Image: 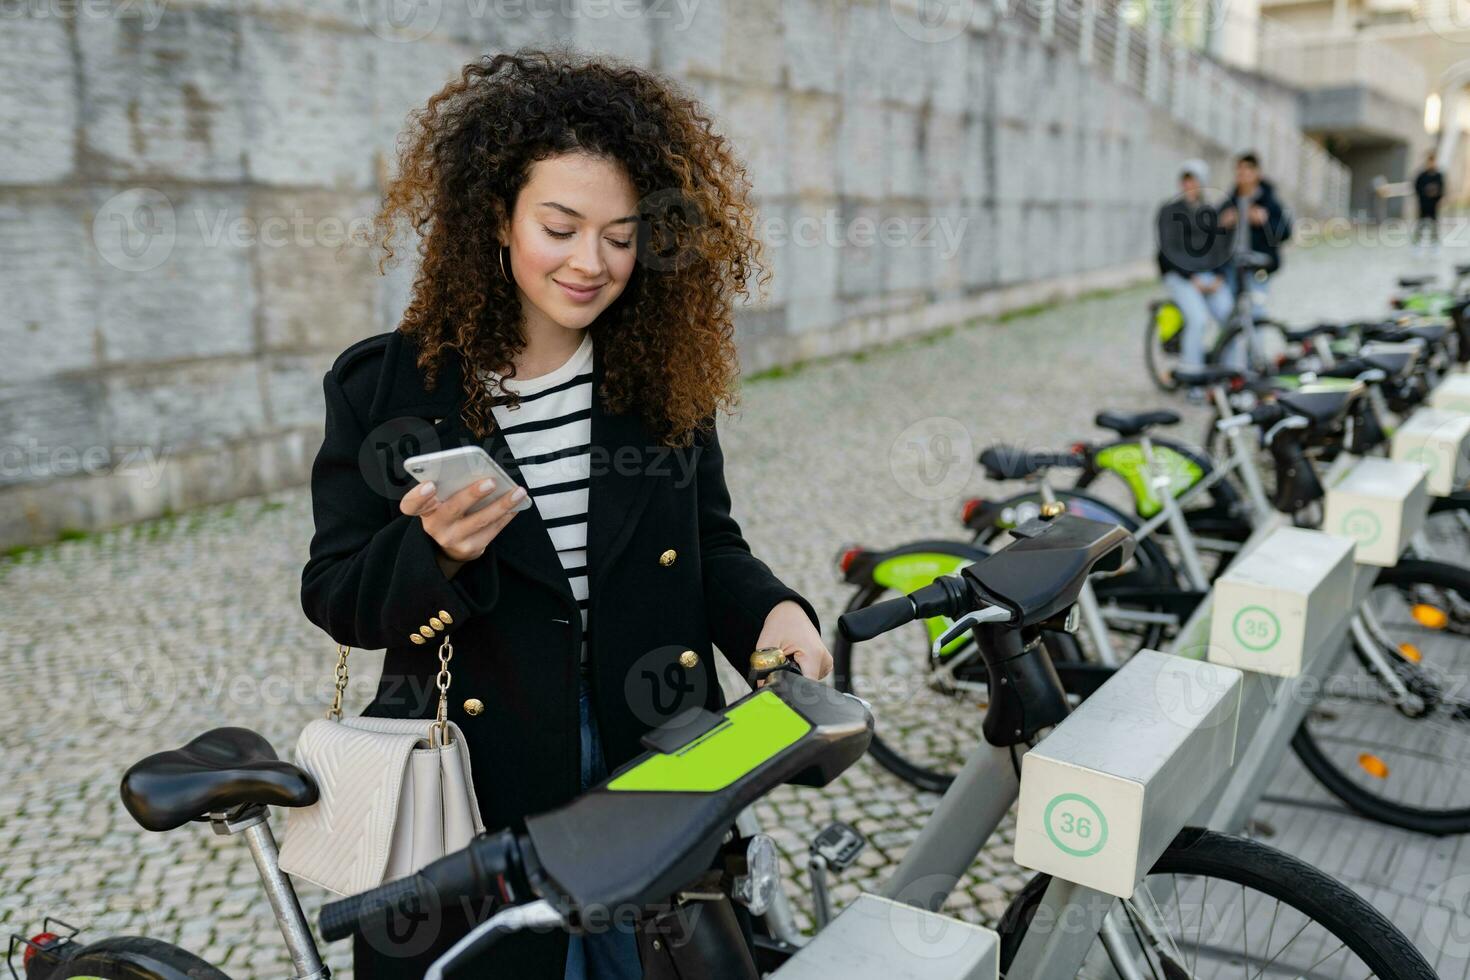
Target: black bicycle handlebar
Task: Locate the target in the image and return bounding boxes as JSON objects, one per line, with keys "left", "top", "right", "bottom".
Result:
{"left": 320, "top": 829, "right": 527, "bottom": 943}
{"left": 837, "top": 576, "right": 972, "bottom": 643}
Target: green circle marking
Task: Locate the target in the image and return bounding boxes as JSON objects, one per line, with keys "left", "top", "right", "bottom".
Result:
{"left": 1043, "top": 793, "right": 1109, "bottom": 858}
{"left": 1232, "top": 605, "right": 1281, "bottom": 651}
{"left": 1339, "top": 507, "right": 1382, "bottom": 546}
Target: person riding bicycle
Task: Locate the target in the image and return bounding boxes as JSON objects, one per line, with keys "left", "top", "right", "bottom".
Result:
{"left": 1217, "top": 151, "right": 1293, "bottom": 318}
{"left": 1156, "top": 158, "right": 1233, "bottom": 401}
{"left": 299, "top": 47, "right": 831, "bottom": 980}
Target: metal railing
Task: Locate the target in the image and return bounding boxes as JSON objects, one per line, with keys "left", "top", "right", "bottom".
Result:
{"left": 984, "top": 0, "right": 1352, "bottom": 216}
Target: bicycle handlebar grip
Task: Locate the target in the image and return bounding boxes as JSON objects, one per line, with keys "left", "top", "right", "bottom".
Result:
{"left": 320, "top": 873, "right": 428, "bottom": 942}
{"left": 838, "top": 576, "right": 966, "bottom": 643}
{"left": 838, "top": 595, "right": 916, "bottom": 643}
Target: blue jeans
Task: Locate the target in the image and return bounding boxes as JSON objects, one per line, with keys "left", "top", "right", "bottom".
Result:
{"left": 1162, "top": 271, "right": 1233, "bottom": 371}
{"left": 564, "top": 679, "right": 643, "bottom": 980}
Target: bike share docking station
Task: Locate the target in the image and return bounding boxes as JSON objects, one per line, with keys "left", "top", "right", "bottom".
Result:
{"left": 1014, "top": 650, "right": 1242, "bottom": 899}
{"left": 1206, "top": 526, "right": 1356, "bottom": 678}
{"left": 1323, "top": 457, "right": 1431, "bottom": 568}
{"left": 1001, "top": 518, "right": 1373, "bottom": 977}
{"left": 1429, "top": 372, "right": 1470, "bottom": 414}
{"left": 1392, "top": 407, "right": 1470, "bottom": 496}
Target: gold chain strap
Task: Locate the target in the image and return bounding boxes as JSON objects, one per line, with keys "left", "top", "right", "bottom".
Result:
{"left": 432, "top": 635, "right": 454, "bottom": 747}
{"left": 327, "top": 644, "right": 350, "bottom": 721}
{"left": 324, "top": 636, "right": 454, "bottom": 748}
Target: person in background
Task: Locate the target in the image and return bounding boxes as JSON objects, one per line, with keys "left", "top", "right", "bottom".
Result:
{"left": 1217, "top": 151, "right": 1292, "bottom": 318}
{"left": 1414, "top": 150, "right": 1445, "bottom": 252}
{"left": 1156, "top": 158, "right": 1233, "bottom": 402}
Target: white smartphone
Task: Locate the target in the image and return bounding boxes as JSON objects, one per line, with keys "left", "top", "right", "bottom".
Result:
{"left": 402, "top": 445, "right": 533, "bottom": 515}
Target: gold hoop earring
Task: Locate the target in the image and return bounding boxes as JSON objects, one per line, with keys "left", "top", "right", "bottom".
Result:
{"left": 498, "top": 245, "right": 511, "bottom": 284}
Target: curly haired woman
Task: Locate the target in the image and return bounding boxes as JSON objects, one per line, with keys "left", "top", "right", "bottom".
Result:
{"left": 299, "top": 46, "right": 831, "bottom": 979}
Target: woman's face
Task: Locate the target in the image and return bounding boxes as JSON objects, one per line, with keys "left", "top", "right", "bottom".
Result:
{"left": 500, "top": 152, "right": 641, "bottom": 337}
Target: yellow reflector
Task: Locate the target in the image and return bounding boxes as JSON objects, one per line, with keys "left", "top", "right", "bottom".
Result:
{"left": 1412, "top": 604, "right": 1449, "bottom": 629}
{"left": 1358, "top": 754, "right": 1390, "bottom": 779}
{"left": 1398, "top": 642, "right": 1423, "bottom": 663}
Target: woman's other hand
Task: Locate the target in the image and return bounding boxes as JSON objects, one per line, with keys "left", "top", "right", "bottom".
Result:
{"left": 401, "top": 478, "right": 526, "bottom": 566}
{"left": 755, "top": 600, "right": 833, "bottom": 685}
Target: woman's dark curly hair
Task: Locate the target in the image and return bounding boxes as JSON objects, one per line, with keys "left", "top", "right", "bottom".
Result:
{"left": 371, "top": 45, "right": 770, "bottom": 447}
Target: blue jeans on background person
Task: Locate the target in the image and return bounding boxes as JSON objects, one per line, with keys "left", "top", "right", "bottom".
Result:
{"left": 1162, "top": 270, "right": 1233, "bottom": 370}
{"left": 564, "top": 679, "right": 644, "bottom": 980}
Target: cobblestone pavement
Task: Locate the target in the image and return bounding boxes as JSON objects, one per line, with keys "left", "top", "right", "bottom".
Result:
{"left": 2, "top": 235, "right": 1462, "bottom": 977}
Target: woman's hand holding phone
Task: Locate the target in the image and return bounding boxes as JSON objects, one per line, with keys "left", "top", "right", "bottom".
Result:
{"left": 400, "top": 477, "right": 528, "bottom": 565}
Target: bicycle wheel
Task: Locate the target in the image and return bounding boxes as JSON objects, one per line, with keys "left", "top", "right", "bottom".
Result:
{"left": 998, "top": 827, "right": 1436, "bottom": 979}
{"left": 1145, "top": 301, "right": 1184, "bottom": 392}
{"left": 1293, "top": 559, "right": 1470, "bottom": 835}
{"left": 1406, "top": 494, "right": 1470, "bottom": 565}
{"left": 37, "top": 936, "right": 231, "bottom": 979}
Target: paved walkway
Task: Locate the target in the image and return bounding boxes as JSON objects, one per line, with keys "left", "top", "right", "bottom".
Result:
{"left": 2, "top": 233, "right": 1465, "bottom": 977}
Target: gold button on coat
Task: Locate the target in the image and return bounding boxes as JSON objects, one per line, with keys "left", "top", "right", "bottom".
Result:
{"left": 429, "top": 616, "right": 445, "bottom": 631}
{"left": 438, "top": 609, "right": 454, "bottom": 625}
{"left": 679, "top": 650, "right": 699, "bottom": 669}
{"left": 409, "top": 634, "right": 426, "bottom": 645}
{"left": 418, "top": 625, "right": 435, "bottom": 639}
{"left": 463, "top": 698, "right": 484, "bottom": 716}
{"left": 659, "top": 549, "right": 677, "bottom": 566}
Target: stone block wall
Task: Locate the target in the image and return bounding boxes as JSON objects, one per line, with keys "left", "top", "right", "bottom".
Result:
{"left": 0, "top": 0, "right": 1278, "bottom": 546}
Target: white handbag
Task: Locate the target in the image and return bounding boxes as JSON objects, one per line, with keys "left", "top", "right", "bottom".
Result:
{"left": 277, "top": 636, "right": 485, "bottom": 897}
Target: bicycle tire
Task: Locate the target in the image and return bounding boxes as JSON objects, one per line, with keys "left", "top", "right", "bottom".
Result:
{"left": 997, "top": 827, "right": 1436, "bottom": 979}
{"left": 35, "top": 935, "right": 231, "bottom": 980}
{"left": 1291, "top": 559, "right": 1470, "bottom": 835}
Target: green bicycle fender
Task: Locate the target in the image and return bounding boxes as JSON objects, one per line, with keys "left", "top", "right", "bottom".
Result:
{"left": 871, "top": 551, "right": 977, "bottom": 655}
{"left": 607, "top": 690, "right": 811, "bottom": 792}
{"left": 1094, "top": 443, "right": 1204, "bottom": 518}
{"left": 1155, "top": 302, "right": 1184, "bottom": 342}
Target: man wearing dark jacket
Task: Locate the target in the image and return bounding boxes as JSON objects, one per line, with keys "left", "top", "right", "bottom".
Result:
{"left": 1218, "top": 152, "right": 1293, "bottom": 317}
{"left": 1414, "top": 151, "right": 1445, "bottom": 249}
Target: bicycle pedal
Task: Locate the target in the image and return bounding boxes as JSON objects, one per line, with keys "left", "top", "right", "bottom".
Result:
{"left": 810, "top": 821, "right": 865, "bottom": 871}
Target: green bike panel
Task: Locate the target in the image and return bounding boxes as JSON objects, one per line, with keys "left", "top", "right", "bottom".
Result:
{"left": 1405, "top": 293, "right": 1452, "bottom": 316}
{"left": 606, "top": 690, "right": 811, "bottom": 793}
{"left": 1094, "top": 443, "right": 1204, "bottom": 518}
{"left": 1155, "top": 302, "right": 1184, "bottom": 342}
{"left": 871, "top": 551, "right": 977, "bottom": 656}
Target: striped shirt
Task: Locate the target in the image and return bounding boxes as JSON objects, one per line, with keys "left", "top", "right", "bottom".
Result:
{"left": 483, "top": 333, "right": 594, "bottom": 664}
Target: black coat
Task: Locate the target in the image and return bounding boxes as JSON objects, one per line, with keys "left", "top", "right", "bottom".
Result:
{"left": 299, "top": 329, "right": 819, "bottom": 978}
{"left": 1216, "top": 179, "right": 1293, "bottom": 274}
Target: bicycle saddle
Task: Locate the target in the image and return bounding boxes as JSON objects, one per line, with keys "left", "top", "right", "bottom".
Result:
{"left": 1094, "top": 409, "right": 1180, "bottom": 437}
{"left": 1398, "top": 275, "right": 1434, "bottom": 289}
{"left": 120, "top": 727, "right": 318, "bottom": 832}
{"left": 1282, "top": 322, "right": 1347, "bottom": 344}
{"left": 1275, "top": 384, "right": 1361, "bottom": 430}
{"left": 1172, "top": 366, "right": 1242, "bottom": 387}
{"left": 977, "top": 445, "right": 1083, "bottom": 481}
{"left": 1401, "top": 323, "right": 1449, "bottom": 345}
{"left": 963, "top": 513, "right": 1135, "bottom": 628}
